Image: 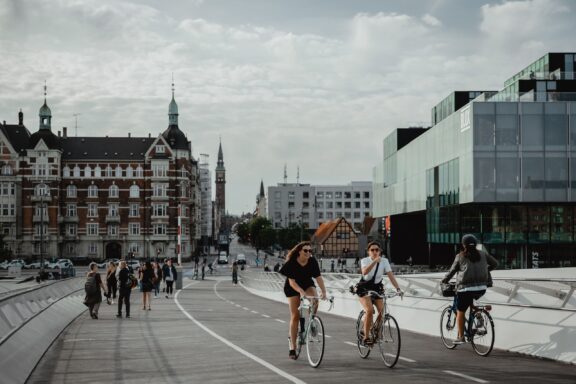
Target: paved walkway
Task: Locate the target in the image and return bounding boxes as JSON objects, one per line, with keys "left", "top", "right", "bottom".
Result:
{"left": 28, "top": 276, "right": 576, "bottom": 383}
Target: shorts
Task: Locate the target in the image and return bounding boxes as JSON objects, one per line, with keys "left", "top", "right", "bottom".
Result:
{"left": 284, "top": 282, "right": 315, "bottom": 298}
{"left": 455, "top": 290, "right": 486, "bottom": 312}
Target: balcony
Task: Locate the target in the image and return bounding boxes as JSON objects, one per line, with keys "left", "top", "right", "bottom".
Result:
{"left": 63, "top": 234, "right": 79, "bottom": 241}
{"left": 150, "top": 234, "right": 170, "bottom": 242}
{"left": 105, "top": 215, "right": 121, "bottom": 223}
{"left": 151, "top": 215, "right": 169, "bottom": 223}
{"left": 62, "top": 215, "right": 79, "bottom": 223}
{"left": 32, "top": 215, "right": 49, "bottom": 223}
{"left": 30, "top": 195, "right": 51, "bottom": 202}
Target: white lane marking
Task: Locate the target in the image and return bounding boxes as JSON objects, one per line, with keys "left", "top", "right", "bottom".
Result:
{"left": 344, "top": 341, "right": 356, "bottom": 346}
{"left": 275, "top": 319, "right": 286, "bottom": 324}
{"left": 242, "top": 307, "right": 250, "bottom": 311}
{"left": 444, "top": 370, "right": 489, "bottom": 383}
{"left": 251, "top": 310, "right": 259, "bottom": 314}
{"left": 323, "top": 334, "right": 332, "bottom": 338}
{"left": 176, "top": 282, "right": 306, "bottom": 384}
{"left": 235, "top": 304, "right": 241, "bottom": 308}
{"left": 261, "top": 314, "right": 271, "bottom": 318}
{"left": 398, "top": 356, "right": 416, "bottom": 363}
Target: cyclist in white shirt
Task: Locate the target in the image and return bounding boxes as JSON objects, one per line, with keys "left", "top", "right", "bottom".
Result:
{"left": 357, "top": 241, "right": 402, "bottom": 345}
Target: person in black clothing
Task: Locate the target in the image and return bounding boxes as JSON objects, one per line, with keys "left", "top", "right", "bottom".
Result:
{"left": 140, "top": 261, "right": 154, "bottom": 310}
{"left": 116, "top": 260, "right": 131, "bottom": 318}
{"left": 85, "top": 262, "right": 107, "bottom": 319}
{"left": 279, "top": 241, "right": 327, "bottom": 360}
{"left": 162, "top": 258, "right": 177, "bottom": 298}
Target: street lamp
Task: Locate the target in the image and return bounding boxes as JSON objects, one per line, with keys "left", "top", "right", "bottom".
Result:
{"left": 37, "top": 184, "right": 50, "bottom": 276}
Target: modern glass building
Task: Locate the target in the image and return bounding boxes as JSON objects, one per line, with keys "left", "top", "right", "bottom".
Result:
{"left": 373, "top": 52, "right": 576, "bottom": 269}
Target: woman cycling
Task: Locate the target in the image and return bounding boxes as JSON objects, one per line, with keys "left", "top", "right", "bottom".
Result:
{"left": 279, "top": 241, "right": 327, "bottom": 360}
{"left": 357, "top": 240, "right": 402, "bottom": 345}
{"left": 442, "top": 234, "right": 498, "bottom": 344}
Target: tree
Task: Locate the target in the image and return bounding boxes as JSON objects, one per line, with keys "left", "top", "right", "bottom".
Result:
{"left": 236, "top": 222, "right": 250, "bottom": 243}
{"left": 250, "top": 217, "right": 273, "bottom": 248}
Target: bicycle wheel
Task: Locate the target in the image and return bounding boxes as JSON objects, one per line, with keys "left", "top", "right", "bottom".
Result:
{"left": 378, "top": 314, "right": 401, "bottom": 368}
{"left": 306, "top": 315, "right": 325, "bottom": 368}
{"left": 440, "top": 306, "right": 458, "bottom": 349}
{"left": 470, "top": 309, "right": 495, "bottom": 357}
{"left": 356, "top": 310, "right": 371, "bottom": 358}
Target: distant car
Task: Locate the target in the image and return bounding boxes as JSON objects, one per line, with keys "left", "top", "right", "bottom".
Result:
{"left": 217, "top": 253, "right": 228, "bottom": 264}
{"left": 0, "top": 261, "right": 8, "bottom": 270}
{"left": 236, "top": 254, "right": 246, "bottom": 265}
{"left": 27, "top": 260, "right": 50, "bottom": 269}
{"left": 6, "top": 259, "right": 26, "bottom": 269}
{"left": 97, "top": 259, "right": 118, "bottom": 269}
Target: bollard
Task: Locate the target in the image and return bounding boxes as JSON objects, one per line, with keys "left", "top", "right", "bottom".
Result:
{"left": 175, "top": 265, "right": 183, "bottom": 290}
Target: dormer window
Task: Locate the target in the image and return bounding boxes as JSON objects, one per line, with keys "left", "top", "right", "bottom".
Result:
{"left": 156, "top": 145, "right": 165, "bottom": 153}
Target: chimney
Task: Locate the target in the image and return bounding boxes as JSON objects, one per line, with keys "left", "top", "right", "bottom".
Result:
{"left": 148, "top": 133, "right": 151, "bottom": 138}
{"left": 2, "top": 120, "right": 5, "bottom": 125}
{"left": 18, "top": 109, "right": 23, "bottom": 125}
{"left": 63, "top": 127, "right": 67, "bottom": 138}
{"left": 58, "top": 130, "right": 61, "bottom": 137}
{"left": 128, "top": 132, "right": 131, "bottom": 138}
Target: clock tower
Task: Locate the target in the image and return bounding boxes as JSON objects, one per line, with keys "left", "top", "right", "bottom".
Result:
{"left": 215, "top": 139, "right": 226, "bottom": 225}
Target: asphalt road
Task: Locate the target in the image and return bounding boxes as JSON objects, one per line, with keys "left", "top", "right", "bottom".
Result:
{"left": 27, "top": 273, "right": 576, "bottom": 384}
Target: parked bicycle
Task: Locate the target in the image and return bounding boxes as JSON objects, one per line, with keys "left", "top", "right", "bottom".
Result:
{"left": 440, "top": 282, "right": 495, "bottom": 356}
{"left": 291, "top": 295, "right": 334, "bottom": 368}
{"left": 355, "top": 290, "right": 402, "bottom": 368}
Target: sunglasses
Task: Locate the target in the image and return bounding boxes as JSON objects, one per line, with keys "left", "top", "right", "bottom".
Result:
{"left": 369, "top": 248, "right": 380, "bottom": 252}
{"left": 302, "top": 249, "right": 312, "bottom": 253}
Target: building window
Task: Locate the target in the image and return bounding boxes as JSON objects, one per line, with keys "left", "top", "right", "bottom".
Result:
{"left": 316, "top": 202, "right": 324, "bottom": 209}
{"left": 153, "top": 163, "right": 168, "bottom": 177}
{"left": 84, "top": 165, "right": 92, "bottom": 178}
{"left": 129, "top": 185, "right": 140, "bottom": 198}
{"left": 335, "top": 192, "right": 342, "bottom": 198}
{"left": 67, "top": 224, "right": 77, "bottom": 236}
{"left": 355, "top": 202, "right": 360, "bottom": 209}
{"left": 303, "top": 191, "right": 309, "bottom": 199}
{"left": 35, "top": 183, "right": 50, "bottom": 196}
{"left": 67, "top": 204, "right": 76, "bottom": 217}
{"left": 153, "top": 224, "right": 167, "bottom": 235}
{"left": 105, "top": 166, "right": 113, "bottom": 177}
{"left": 129, "top": 223, "right": 140, "bottom": 235}
{"left": 126, "top": 166, "right": 133, "bottom": 178}
{"left": 336, "top": 202, "right": 342, "bottom": 208}
{"left": 1, "top": 165, "right": 12, "bottom": 175}
{"left": 156, "top": 145, "right": 165, "bottom": 153}
{"left": 129, "top": 203, "right": 139, "bottom": 217}
{"left": 135, "top": 166, "right": 143, "bottom": 177}
{"left": 364, "top": 192, "right": 370, "bottom": 198}
{"left": 108, "top": 204, "right": 119, "bottom": 217}
{"left": 67, "top": 185, "right": 77, "bottom": 198}
{"left": 303, "top": 202, "right": 309, "bottom": 208}
{"left": 94, "top": 166, "right": 101, "bottom": 178}
{"left": 180, "top": 182, "right": 187, "bottom": 197}
{"left": 153, "top": 184, "right": 168, "bottom": 197}
{"left": 88, "top": 185, "right": 98, "bottom": 198}
{"left": 115, "top": 165, "right": 122, "bottom": 178}
{"left": 153, "top": 203, "right": 168, "bottom": 217}
{"left": 288, "top": 191, "right": 295, "bottom": 200}
{"left": 88, "top": 203, "right": 98, "bottom": 217}
{"left": 344, "top": 202, "right": 351, "bottom": 208}
{"left": 355, "top": 192, "right": 360, "bottom": 199}
{"left": 67, "top": 244, "right": 76, "bottom": 255}
{"left": 316, "top": 191, "right": 324, "bottom": 198}
{"left": 326, "top": 192, "right": 333, "bottom": 199}
{"left": 364, "top": 202, "right": 370, "bottom": 208}
{"left": 73, "top": 166, "right": 80, "bottom": 177}
{"left": 326, "top": 202, "right": 333, "bottom": 208}
{"left": 129, "top": 243, "right": 139, "bottom": 255}
{"left": 87, "top": 223, "right": 99, "bottom": 235}
{"left": 344, "top": 192, "right": 351, "bottom": 199}
{"left": 109, "top": 185, "right": 119, "bottom": 198}
{"left": 288, "top": 201, "right": 295, "bottom": 208}
{"left": 88, "top": 242, "right": 98, "bottom": 254}
{"left": 108, "top": 224, "right": 118, "bottom": 236}
{"left": 63, "top": 166, "right": 70, "bottom": 177}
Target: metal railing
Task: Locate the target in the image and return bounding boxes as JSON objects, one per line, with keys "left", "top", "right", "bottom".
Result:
{"left": 240, "top": 271, "right": 576, "bottom": 311}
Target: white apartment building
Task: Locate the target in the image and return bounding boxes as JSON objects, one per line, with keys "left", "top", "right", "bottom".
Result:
{"left": 268, "top": 181, "right": 372, "bottom": 230}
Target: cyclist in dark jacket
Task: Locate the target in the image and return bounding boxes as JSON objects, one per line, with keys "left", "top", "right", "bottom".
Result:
{"left": 442, "top": 234, "right": 498, "bottom": 344}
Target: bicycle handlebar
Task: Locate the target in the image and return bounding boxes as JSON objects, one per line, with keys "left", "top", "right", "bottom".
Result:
{"left": 300, "top": 295, "right": 335, "bottom": 311}
{"left": 365, "top": 290, "right": 404, "bottom": 300}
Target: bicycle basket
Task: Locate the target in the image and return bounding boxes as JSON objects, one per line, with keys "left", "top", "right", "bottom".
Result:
{"left": 441, "top": 283, "right": 456, "bottom": 297}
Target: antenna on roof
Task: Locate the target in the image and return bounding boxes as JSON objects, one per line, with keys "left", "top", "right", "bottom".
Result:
{"left": 297, "top": 165, "right": 300, "bottom": 184}
{"left": 73, "top": 113, "right": 81, "bottom": 136}
{"left": 283, "top": 164, "right": 287, "bottom": 185}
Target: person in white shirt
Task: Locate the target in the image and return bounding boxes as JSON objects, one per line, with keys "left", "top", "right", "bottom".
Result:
{"left": 358, "top": 241, "right": 402, "bottom": 345}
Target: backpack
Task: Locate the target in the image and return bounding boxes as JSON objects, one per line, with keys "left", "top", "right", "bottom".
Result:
{"left": 85, "top": 274, "right": 99, "bottom": 295}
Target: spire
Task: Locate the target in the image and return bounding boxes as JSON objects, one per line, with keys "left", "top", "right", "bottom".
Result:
{"left": 18, "top": 108, "right": 23, "bottom": 125}
{"left": 39, "top": 81, "right": 52, "bottom": 131}
{"left": 168, "top": 74, "right": 179, "bottom": 126}
{"left": 259, "top": 180, "right": 265, "bottom": 198}
{"left": 217, "top": 138, "right": 224, "bottom": 168}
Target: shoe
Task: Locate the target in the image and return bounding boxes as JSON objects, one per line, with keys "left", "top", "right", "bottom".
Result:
{"left": 166, "top": 295, "right": 169, "bottom": 299}
{"left": 90, "top": 312, "right": 96, "bottom": 319}
{"left": 126, "top": 315, "right": 130, "bottom": 318}
{"left": 453, "top": 336, "right": 466, "bottom": 345}
{"left": 116, "top": 314, "right": 122, "bottom": 318}
{"left": 93, "top": 313, "right": 98, "bottom": 319}
{"left": 142, "top": 306, "right": 146, "bottom": 310}
{"left": 106, "top": 298, "right": 111, "bottom": 305}
{"left": 363, "top": 337, "right": 374, "bottom": 346}
{"left": 289, "top": 350, "right": 297, "bottom": 360}
{"left": 148, "top": 307, "right": 151, "bottom": 310}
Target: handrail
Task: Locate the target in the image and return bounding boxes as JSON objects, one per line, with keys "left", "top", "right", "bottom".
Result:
{"left": 239, "top": 271, "right": 576, "bottom": 310}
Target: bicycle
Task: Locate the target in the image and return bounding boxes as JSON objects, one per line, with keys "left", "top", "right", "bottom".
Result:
{"left": 439, "top": 283, "right": 495, "bottom": 356}
{"left": 354, "top": 290, "right": 402, "bottom": 368}
{"left": 291, "top": 295, "right": 334, "bottom": 368}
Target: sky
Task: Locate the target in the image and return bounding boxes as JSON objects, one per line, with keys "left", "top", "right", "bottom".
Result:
{"left": 0, "top": 0, "right": 575, "bottom": 215}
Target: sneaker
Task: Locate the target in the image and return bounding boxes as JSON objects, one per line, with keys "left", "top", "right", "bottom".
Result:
{"left": 126, "top": 315, "right": 130, "bottom": 318}
{"left": 453, "top": 336, "right": 466, "bottom": 345}
{"left": 289, "top": 350, "right": 297, "bottom": 360}
{"left": 166, "top": 295, "right": 169, "bottom": 299}
{"left": 106, "top": 298, "right": 111, "bottom": 305}
{"left": 116, "top": 314, "right": 122, "bottom": 318}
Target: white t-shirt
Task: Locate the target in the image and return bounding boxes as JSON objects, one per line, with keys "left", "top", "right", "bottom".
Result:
{"left": 360, "top": 256, "right": 392, "bottom": 284}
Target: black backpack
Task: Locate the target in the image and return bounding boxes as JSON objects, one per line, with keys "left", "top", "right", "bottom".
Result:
{"left": 85, "top": 274, "right": 99, "bottom": 295}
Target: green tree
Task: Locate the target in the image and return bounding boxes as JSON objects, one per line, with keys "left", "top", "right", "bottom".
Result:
{"left": 250, "top": 217, "right": 273, "bottom": 248}
{"left": 236, "top": 222, "right": 250, "bottom": 243}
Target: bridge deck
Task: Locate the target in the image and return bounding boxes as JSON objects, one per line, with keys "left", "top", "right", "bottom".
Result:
{"left": 29, "top": 277, "right": 576, "bottom": 384}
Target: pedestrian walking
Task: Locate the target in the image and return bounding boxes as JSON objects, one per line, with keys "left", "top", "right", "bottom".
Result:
{"left": 232, "top": 261, "right": 238, "bottom": 284}
{"left": 140, "top": 261, "right": 154, "bottom": 310}
{"left": 106, "top": 261, "right": 117, "bottom": 305}
{"left": 162, "top": 258, "right": 177, "bottom": 298}
{"left": 116, "top": 260, "right": 132, "bottom": 318}
{"left": 152, "top": 261, "right": 163, "bottom": 298}
{"left": 84, "top": 262, "right": 107, "bottom": 319}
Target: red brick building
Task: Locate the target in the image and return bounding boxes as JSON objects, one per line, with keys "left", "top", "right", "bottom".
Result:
{"left": 0, "top": 88, "right": 201, "bottom": 262}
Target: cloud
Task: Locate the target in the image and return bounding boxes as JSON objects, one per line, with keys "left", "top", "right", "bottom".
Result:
{"left": 0, "top": 0, "right": 575, "bottom": 214}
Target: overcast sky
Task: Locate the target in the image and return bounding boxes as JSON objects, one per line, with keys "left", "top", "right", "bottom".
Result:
{"left": 0, "top": 0, "right": 574, "bottom": 214}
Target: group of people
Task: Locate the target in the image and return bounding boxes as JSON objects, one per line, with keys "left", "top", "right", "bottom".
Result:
{"left": 278, "top": 234, "right": 497, "bottom": 359}
{"left": 84, "top": 258, "right": 178, "bottom": 319}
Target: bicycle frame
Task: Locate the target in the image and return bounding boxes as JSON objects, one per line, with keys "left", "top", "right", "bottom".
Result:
{"left": 294, "top": 295, "right": 334, "bottom": 368}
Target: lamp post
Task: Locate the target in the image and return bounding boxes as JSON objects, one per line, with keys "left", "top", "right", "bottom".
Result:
{"left": 38, "top": 187, "right": 50, "bottom": 276}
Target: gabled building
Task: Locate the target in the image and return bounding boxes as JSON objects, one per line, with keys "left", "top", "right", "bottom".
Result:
{"left": 0, "top": 85, "right": 201, "bottom": 262}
